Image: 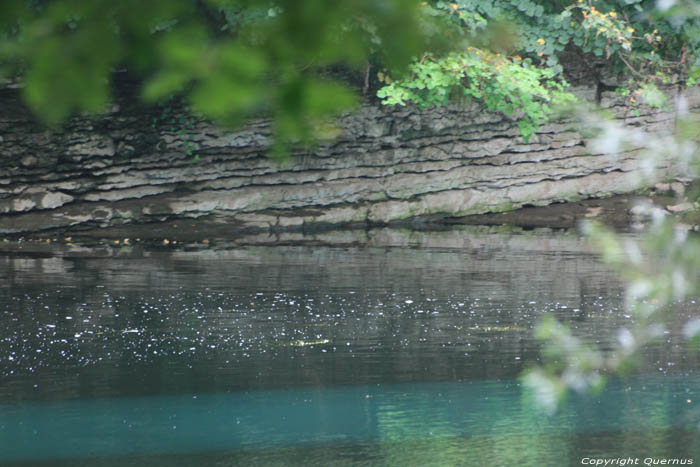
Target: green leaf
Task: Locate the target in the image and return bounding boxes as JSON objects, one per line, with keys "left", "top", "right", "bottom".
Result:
{"left": 143, "top": 71, "right": 190, "bottom": 101}
{"left": 190, "top": 76, "right": 262, "bottom": 123}
{"left": 23, "top": 21, "right": 121, "bottom": 125}
{"left": 301, "top": 78, "right": 358, "bottom": 117}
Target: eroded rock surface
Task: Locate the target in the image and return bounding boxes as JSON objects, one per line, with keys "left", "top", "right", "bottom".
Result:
{"left": 1, "top": 79, "right": 697, "bottom": 234}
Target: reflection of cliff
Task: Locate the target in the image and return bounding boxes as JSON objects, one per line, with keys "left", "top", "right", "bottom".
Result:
{"left": 2, "top": 80, "right": 697, "bottom": 234}
{"left": 3, "top": 230, "right": 696, "bottom": 405}
{"left": 1, "top": 229, "right": 619, "bottom": 298}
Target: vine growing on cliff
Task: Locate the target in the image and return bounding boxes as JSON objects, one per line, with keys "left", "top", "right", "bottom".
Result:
{"left": 152, "top": 96, "right": 201, "bottom": 162}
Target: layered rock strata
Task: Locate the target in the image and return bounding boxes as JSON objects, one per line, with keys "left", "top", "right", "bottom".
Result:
{"left": 1, "top": 80, "right": 696, "bottom": 234}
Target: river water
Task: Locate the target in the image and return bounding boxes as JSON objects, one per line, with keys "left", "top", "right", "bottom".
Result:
{"left": 0, "top": 228, "right": 698, "bottom": 466}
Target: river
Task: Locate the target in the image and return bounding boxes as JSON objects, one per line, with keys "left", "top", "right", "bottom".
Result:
{"left": 1, "top": 228, "right": 698, "bottom": 466}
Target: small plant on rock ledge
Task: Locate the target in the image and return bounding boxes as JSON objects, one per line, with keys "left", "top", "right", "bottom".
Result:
{"left": 151, "top": 96, "right": 201, "bottom": 162}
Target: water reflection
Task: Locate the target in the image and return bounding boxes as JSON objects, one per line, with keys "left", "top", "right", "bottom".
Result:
{"left": 0, "top": 229, "right": 698, "bottom": 465}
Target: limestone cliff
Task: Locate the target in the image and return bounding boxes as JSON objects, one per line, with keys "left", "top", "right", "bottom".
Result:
{"left": 1, "top": 78, "right": 696, "bottom": 234}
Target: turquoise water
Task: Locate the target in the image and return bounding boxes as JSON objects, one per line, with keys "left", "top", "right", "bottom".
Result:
{"left": 1, "top": 378, "right": 700, "bottom": 465}
{"left": 1, "top": 231, "right": 698, "bottom": 465}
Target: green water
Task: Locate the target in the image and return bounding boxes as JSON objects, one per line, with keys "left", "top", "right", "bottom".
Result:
{"left": 1, "top": 230, "right": 698, "bottom": 466}
{"left": 1, "top": 378, "right": 699, "bottom": 465}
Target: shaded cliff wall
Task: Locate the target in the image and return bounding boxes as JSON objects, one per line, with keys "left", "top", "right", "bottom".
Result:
{"left": 1, "top": 80, "right": 696, "bottom": 234}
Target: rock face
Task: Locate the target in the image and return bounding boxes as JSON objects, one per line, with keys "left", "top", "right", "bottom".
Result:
{"left": 0, "top": 79, "right": 697, "bottom": 234}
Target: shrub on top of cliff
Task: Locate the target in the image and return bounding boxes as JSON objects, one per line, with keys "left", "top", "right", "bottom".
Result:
{"left": 377, "top": 49, "right": 577, "bottom": 142}
{"left": 377, "top": 0, "right": 699, "bottom": 140}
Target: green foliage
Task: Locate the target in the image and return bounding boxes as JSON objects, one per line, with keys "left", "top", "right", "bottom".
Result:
{"left": 522, "top": 96, "right": 700, "bottom": 411}
{"left": 434, "top": 0, "right": 699, "bottom": 80}
{"left": 1, "top": 1, "right": 192, "bottom": 124}
{"left": 377, "top": 1, "right": 700, "bottom": 139}
{"left": 503, "top": 1, "right": 700, "bottom": 414}
{"left": 2, "top": 0, "right": 698, "bottom": 154}
{"left": 523, "top": 314, "right": 605, "bottom": 414}
{"left": 526, "top": 214, "right": 700, "bottom": 412}
{"left": 0, "top": 0, "right": 431, "bottom": 155}
{"left": 377, "top": 49, "right": 577, "bottom": 141}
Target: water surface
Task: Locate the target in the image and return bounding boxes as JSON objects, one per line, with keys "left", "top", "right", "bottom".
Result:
{"left": 1, "top": 229, "right": 698, "bottom": 466}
